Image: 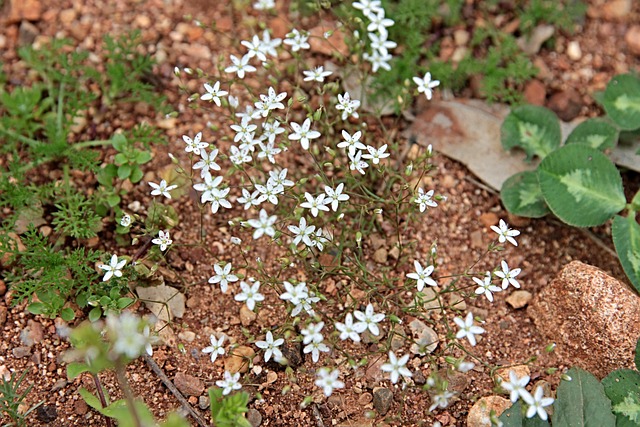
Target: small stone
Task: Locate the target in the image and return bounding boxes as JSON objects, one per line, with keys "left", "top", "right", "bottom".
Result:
{"left": 134, "top": 15, "right": 152, "bottom": 29}
{"left": 453, "top": 29, "right": 469, "bottom": 46}
{"left": 247, "top": 408, "right": 263, "bottom": 427}
{"left": 388, "top": 246, "right": 400, "bottom": 260}
{"left": 547, "top": 88, "right": 582, "bottom": 122}
{"left": 506, "top": 212, "right": 531, "bottom": 228}
{"left": 183, "top": 43, "right": 211, "bottom": 60}
{"left": 21, "top": 320, "right": 44, "bottom": 346}
{"left": 240, "top": 304, "right": 257, "bottom": 326}
{"left": 470, "top": 230, "right": 484, "bottom": 249}
{"left": 18, "top": 21, "right": 39, "bottom": 46}
{"left": 198, "top": 395, "right": 210, "bottom": 410}
{"left": 601, "top": 0, "right": 632, "bottom": 20}
{"left": 566, "top": 41, "right": 582, "bottom": 61}
{"left": 51, "top": 378, "right": 67, "bottom": 392}
{"left": 358, "top": 392, "right": 372, "bottom": 405}
{"left": 308, "top": 22, "right": 349, "bottom": 57}
{"left": 173, "top": 372, "right": 204, "bottom": 397}
{"left": 506, "top": 290, "right": 533, "bottom": 309}
{"left": 365, "top": 357, "right": 386, "bottom": 385}
{"left": 479, "top": 212, "right": 499, "bottom": 228}
{"left": 517, "top": 25, "right": 554, "bottom": 55}
{"left": 225, "top": 346, "right": 255, "bottom": 374}
{"left": 12, "top": 346, "right": 32, "bottom": 358}
{"left": 466, "top": 396, "right": 511, "bottom": 427}
{"left": 524, "top": 79, "right": 546, "bottom": 106}
{"left": 448, "top": 293, "right": 467, "bottom": 311}
{"left": 408, "top": 319, "right": 438, "bottom": 355}
{"left": 413, "top": 370, "right": 426, "bottom": 385}
{"left": 74, "top": 399, "right": 88, "bottom": 415}
{"left": 178, "top": 330, "right": 196, "bottom": 342}
{"left": 369, "top": 234, "right": 386, "bottom": 250}
{"left": 373, "top": 248, "right": 388, "bottom": 264}
{"left": 278, "top": 342, "right": 303, "bottom": 369}
{"left": 36, "top": 405, "right": 57, "bottom": 423}
{"left": 372, "top": 387, "right": 393, "bottom": 416}
{"left": 59, "top": 8, "right": 77, "bottom": 25}
{"left": 625, "top": 25, "right": 640, "bottom": 56}
{"left": 0, "top": 305, "right": 7, "bottom": 326}
{"left": 390, "top": 326, "right": 406, "bottom": 351}
{"left": 7, "top": 0, "right": 43, "bottom": 23}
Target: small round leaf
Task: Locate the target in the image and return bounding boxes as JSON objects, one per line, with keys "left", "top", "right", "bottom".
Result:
{"left": 501, "top": 105, "right": 561, "bottom": 161}
{"left": 603, "top": 74, "right": 640, "bottom": 130}
{"left": 612, "top": 215, "right": 640, "bottom": 293}
{"left": 565, "top": 118, "right": 619, "bottom": 151}
{"left": 501, "top": 171, "right": 550, "bottom": 218}
{"left": 537, "top": 145, "right": 626, "bottom": 227}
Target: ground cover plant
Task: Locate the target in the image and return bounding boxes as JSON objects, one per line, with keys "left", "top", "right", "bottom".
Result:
{"left": 1, "top": 0, "right": 639, "bottom": 426}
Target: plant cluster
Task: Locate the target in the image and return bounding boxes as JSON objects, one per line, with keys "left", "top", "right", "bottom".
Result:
{"left": 500, "top": 72, "right": 640, "bottom": 292}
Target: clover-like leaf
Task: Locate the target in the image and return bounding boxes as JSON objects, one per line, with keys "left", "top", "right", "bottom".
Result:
{"left": 603, "top": 74, "right": 640, "bottom": 130}
{"left": 501, "top": 105, "right": 561, "bottom": 161}
{"left": 501, "top": 171, "right": 550, "bottom": 218}
{"left": 602, "top": 369, "right": 640, "bottom": 427}
{"left": 537, "top": 145, "right": 626, "bottom": 227}
{"left": 565, "top": 118, "right": 619, "bottom": 151}
{"left": 612, "top": 215, "right": 640, "bottom": 293}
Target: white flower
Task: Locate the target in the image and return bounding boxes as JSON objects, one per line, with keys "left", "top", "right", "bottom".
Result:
{"left": 209, "top": 187, "right": 232, "bottom": 214}
{"left": 304, "top": 340, "right": 330, "bottom": 363}
{"left": 241, "top": 34, "right": 268, "bottom": 62}
{"left": 500, "top": 370, "right": 531, "bottom": 403}
{"left": 335, "top": 313, "right": 366, "bottom": 342}
{"left": 303, "top": 66, "right": 333, "bottom": 82}
{"left": 255, "top": 331, "right": 284, "bottom": 362}
{"left": 368, "top": 31, "right": 397, "bottom": 56}
{"left": 495, "top": 260, "right": 522, "bottom": 289}
{"left": 352, "top": 0, "right": 384, "bottom": 17}
{"left": 288, "top": 118, "right": 321, "bottom": 150}
{"left": 234, "top": 280, "right": 265, "bottom": 311}
{"left": 201, "top": 81, "right": 228, "bottom": 106}
{"left": 246, "top": 209, "right": 277, "bottom": 240}
{"left": 324, "top": 183, "right": 350, "bottom": 211}
{"left": 255, "top": 181, "right": 283, "bottom": 205}
{"left": 279, "top": 281, "right": 309, "bottom": 314}
{"left": 363, "top": 50, "right": 392, "bottom": 72}
{"left": 337, "top": 130, "right": 365, "bottom": 156}
{"left": 315, "top": 368, "right": 344, "bottom": 397}
{"left": 202, "top": 335, "right": 226, "bottom": 363}
{"left": 216, "top": 371, "right": 242, "bottom": 395}
{"left": 257, "top": 141, "right": 281, "bottom": 163}
{"left": 182, "top": 132, "right": 209, "bottom": 156}
{"left": 348, "top": 150, "right": 369, "bottom": 175}
{"left": 289, "top": 216, "right": 316, "bottom": 247}
{"left": 193, "top": 174, "right": 223, "bottom": 203}
{"left": 152, "top": 230, "right": 173, "bottom": 251}
{"left": 193, "top": 148, "right": 221, "bottom": 178}
{"left": 522, "top": 386, "right": 554, "bottom": 421}
{"left": 261, "top": 120, "right": 286, "bottom": 143}
{"left": 149, "top": 179, "right": 178, "bottom": 199}
{"left": 453, "top": 312, "right": 485, "bottom": 346}
{"left": 336, "top": 92, "right": 360, "bottom": 120}
{"left": 225, "top": 54, "right": 256, "bottom": 79}
{"left": 238, "top": 188, "right": 263, "bottom": 210}
{"left": 229, "top": 145, "right": 252, "bottom": 165}
{"left": 255, "top": 87, "right": 287, "bottom": 116}
{"left": 353, "top": 303, "right": 385, "bottom": 336}
{"left": 381, "top": 351, "right": 412, "bottom": 384}
{"left": 107, "top": 312, "right": 150, "bottom": 359}
{"left": 429, "top": 389, "right": 455, "bottom": 412}
{"left": 99, "top": 254, "right": 126, "bottom": 282}
{"left": 413, "top": 72, "right": 440, "bottom": 101}
{"left": 268, "top": 168, "right": 294, "bottom": 188}
{"left": 415, "top": 188, "right": 438, "bottom": 212}
{"left": 208, "top": 263, "right": 239, "bottom": 293}
{"left": 284, "top": 28, "right": 310, "bottom": 51}
{"left": 119, "top": 214, "right": 132, "bottom": 227}
{"left": 406, "top": 260, "right": 437, "bottom": 291}
{"left": 300, "top": 192, "right": 330, "bottom": 217}
{"left": 361, "top": 144, "right": 390, "bottom": 165}
{"left": 258, "top": 30, "right": 281, "bottom": 58}
{"left": 253, "top": 0, "right": 275, "bottom": 10}
{"left": 473, "top": 271, "right": 502, "bottom": 302}
{"left": 230, "top": 117, "right": 258, "bottom": 143}
{"left": 490, "top": 219, "right": 521, "bottom": 247}
{"left": 365, "top": 9, "right": 394, "bottom": 33}
{"left": 301, "top": 322, "right": 325, "bottom": 344}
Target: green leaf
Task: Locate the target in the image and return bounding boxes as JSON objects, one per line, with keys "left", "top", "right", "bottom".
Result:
{"left": 117, "top": 164, "right": 132, "bottom": 180}
{"left": 88, "top": 307, "right": 102, "bottom": 322}
{"left": 501, "top": 105, "right": 561, "bottom": 161}
{"left": 66, "top": 362, "right": 90, "bottom": 381}
{"left": 129, "top": 167, "right": 144, "bottom": 183}
{"left": 159, "top": 413, "right": 190, "bottom": 427}
{"left": 114, "top": 153, "right": 127, "bottom": 165}
{"left": 552, "top": 367, "right": 616, "bottom": 427}
{"left": 135, "top": 150, "right": 152, "bottom": 165}
{"left": 501, "top": 171, "right": 550, "bottom": 218}
{"left": 27, "top": 302, "right": 45, "bottom": 315}
{"left": 106, "top": 194, "right": 121, "bottom": 207}
{"left": 636, "top": 338, "right": 640, "bottom": 371}
{"left": 60, "top": 307, "right": 75, "bottom": 321}
{"left": 112, "top": 133, "right": 127, "bottom": 152}
{"left": 612, "top": 215, "right": 640, "bottom": 293}
{"left": 117, "top": 297, "right": 134, "bottom": 309}
{"left": 613, "top": 393, "right": 640, "bottom": 424}
{"left": 565, "top": 118, "right": 619, "bottom": 151}
{"left": 602, "top": 369, "right": 640, "bottom": 427}
{"left": 537, "top": 145, "right": 626, "bottom": 227}
{"left": 632, "top": 190, "right": 640, "bottom": 212}
{"left": 603, "top": 74, "right": 640, "bottom": 130}
{"left": 78, "top": 387, "right": 105, "bottom": 411}
{"left": 499, "top": 401, "right": 551, "bottom": 426}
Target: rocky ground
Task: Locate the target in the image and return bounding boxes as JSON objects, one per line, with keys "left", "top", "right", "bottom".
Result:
{"left": 1, "top": 0, "right": 639, "bottom": 426}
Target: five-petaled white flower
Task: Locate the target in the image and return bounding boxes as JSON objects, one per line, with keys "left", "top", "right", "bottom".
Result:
{"left": 522, "top": 386, "right": 554, "bottom": 421}
{"left": 208, "top": 262, "right": 239, "bottom": 293}
{"left": 366, "top": 9, "right": 395, "bottom": 33}
{"left": 253, "top": 0, "right": 275, "bottom": 10}
{"left": 473, "top": 271, "right": 502, "bottom": 302}
{"left": 284, "top": 28, "right": 310, "bottom": 51}
{"left": 429, "top": 389, "right": 456, "bottom": 412}
{"left": 201, "top": 82, "right": 228, "bottom": 106}
{"left": 303, "top": 66, "right": 333, "bottom": 82}
{"left": 495, "top": 260, "right": 522, "bottom": 289}
{"left": 300, "top": 192, "right": 330, "bottom": 217}
{"left": 304, "top": 340, "right": 330, "bottom": 363}
{"left": 202, "top": 334, "right": 226, "bottom": 363}
{"left": 315, "top": 368, "right": 344, "bottom": 397}
{"left": 241, "top": 34, "right": 268, "bottom": 62}
{"left": 152, "top": 230, "right": 172, "bottom": 251}
{"left": 490, "top": 219, "right": 521, "bottom": 247}
{"left": 336, "top": 92, "right": 361, "bottom": 120}
{"left": 337, "top": 130, "right": 365, "bottom": 156}
{"left": 99, "top": 254, "right": 126, "bottom": 282}
{"left": 234, "top": 280, "right": 265, "bottom": 311}
{"left": 216, "top": 371, "right": 242, "bottom": 395}
{"left": 193, "top": 148, "right": 221, "bottom": 178}
{"left": 500, "top": 370, "right": 531, "bottom": 403}
{"left": 406, "top": 260, "right": 437, "bottom": 291}
{"left": 149, "top": 179, "right": 178, "bottom": 199}
{"left": 324, "top": 183, "right": 350, "bottom": 211}
{"left": 352, "top": 0, "right": 383, "bottom": 16}
{"left": 335, "top": 313, "right": 366, "bottom": 342}
{"left": 288, "top": 216, "right": 316, "bottom": 247}
{"left": 453, "top": 312, "right": 485, "bottom": 346}
{"left": 353, "top": 303, "right": 385, "bottom": 336}
{"left": 255, "top": 330, "right": 284, "bottom": 362}
{"left": 381, "top": 351, "right": 412, "bottom": 384}
{"left": 413, "top": 72, "right": 440, "bottom": 100}
{"left": 362, "top": 144, "right": 390, "bottom": 165}
{"left": 348, "top": 150, "right": 369, "bottom": 175}
{"left": 182, "top": 132, "right": 209, "bottom": 156}
{"left": 288, "top": 118, "right": 321, "bottom": 150}
{"left": 415, "top": 188, "right": 438, "bottom": 212}
{"left": 246, "top": 209, "right": 278, "bottom": 240}
{"left": 225, "top": 54, "right": 257, "bottom": 79}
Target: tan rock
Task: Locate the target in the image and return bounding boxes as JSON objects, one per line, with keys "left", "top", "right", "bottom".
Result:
{"left": 528, "top": 261, "right": 640, "bottom": 378}
{"left": 239, "top": 304, "right": 257, "bottom": 326}
{"left": 467, "top": 396, "right": 511, "bottom": 427}
{"left": 625, "top": 25, "right": 640, "bottom": 56}
{"left": 309, "top": 22, "right": 349, "bottom": 57}
{"left": 7, "top": 0, "right": 42, "bottom": 23}
{"left": 225, "top": 346, "right": 255, "bottom": 374}
{"left": 505, "top": 290, "right": 532, "bottom": 309}
{"left": 523, "top": 79, "right": 546, "bottom": 106}
{"left": 495, "top": 365, "right": 530, "bottom": 392}
{"left": 173, "top": 372, "right": 204, "bottom": 397}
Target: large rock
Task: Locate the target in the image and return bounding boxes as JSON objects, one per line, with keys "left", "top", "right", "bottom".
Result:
{"left": 528, "top": 261, "right": 640, "bottom": 378}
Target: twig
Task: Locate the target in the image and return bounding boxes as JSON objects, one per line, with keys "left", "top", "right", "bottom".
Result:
{"left": 92, "top": 373, "right": 114, "bottom": 427}
{"left": 143, "top": 355, "right": 209, "bottom": 427}
{"left": 311, "top": 403, "right": 325, "bottom": 427}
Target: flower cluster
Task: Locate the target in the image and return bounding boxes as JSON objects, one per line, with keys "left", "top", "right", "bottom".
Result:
{"left": 500, "top": 370, "right": 555, "bottom": 421}
{"left": 353, "top": 0, "right": 397, "bottom": 72}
